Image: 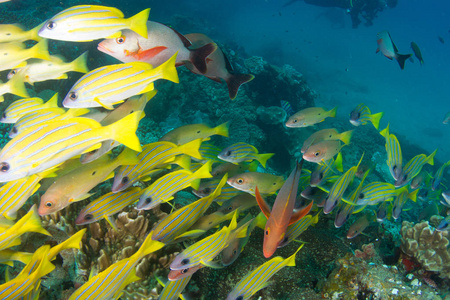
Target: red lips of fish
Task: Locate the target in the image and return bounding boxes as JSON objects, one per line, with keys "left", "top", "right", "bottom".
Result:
{"left": 255, "top": 160, "right": 312, "bottom": 258}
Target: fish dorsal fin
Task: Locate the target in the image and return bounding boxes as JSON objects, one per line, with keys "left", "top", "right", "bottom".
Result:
{"left": 289, "top": 201, "right": 313, "bottom": 225}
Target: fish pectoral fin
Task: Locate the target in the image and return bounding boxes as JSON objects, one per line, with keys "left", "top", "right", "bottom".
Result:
{"left": 289, "top": 201, "right": 313, "bottom": 225}
{"left": 94, "top": 97, "right": 114, "bottom": 110}
{"left": 176, "top": 229, "right": 206, "bottom": 239}
{"left": 136, "top": 46, "right": 168, "bottom": 60}
{"left": 200, "top": 259, "right": 225, "bottom": 269}
{"left": 105, "top": 216, "right": 118, "bottom": 231}
{"left": 69, "top": 193, "right": 93, "bottom": 203}
{"left": 255, "top": 186, "right": 271, "bottom": 219}
{"left": 57, "top": 74, "right": 68, "bottom": 80}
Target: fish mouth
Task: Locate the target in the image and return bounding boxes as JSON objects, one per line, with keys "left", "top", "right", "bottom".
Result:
{"left": 97, "top": 42, "right": 111, "bottom": 53}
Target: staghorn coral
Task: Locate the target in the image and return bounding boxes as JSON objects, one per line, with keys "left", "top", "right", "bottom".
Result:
{"left": 401, "top": 220, "right": 450, "bottom": 279}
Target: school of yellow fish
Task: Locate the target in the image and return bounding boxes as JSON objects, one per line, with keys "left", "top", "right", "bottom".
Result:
{"left": 0, "top": 3, "right": 449, "bottom": 300}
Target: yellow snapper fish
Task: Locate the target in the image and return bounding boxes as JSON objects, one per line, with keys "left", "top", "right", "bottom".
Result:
{"left": 218, "top": 193, "right": 257, "bottom": 214}
{"left": 227, "top": 172, "right": 285, "bottom": 195}
{"left": 0, "top": 247, "right": 54, "bottom": 299}
{"left": 112, "top": 138, "right": 202, "bottom": 192}
{"left": 136, "top": 160, "right": 213, "bottom": 210}
{"left": 0, "top": 205, "right": 51, "bottom": 251}
{"left": 218, "top": 142, "right": 274, "bottom": 168}
{"left": 303, "top": 140, "right": 344, "bottom": 164}
{"left": 285, "top": 106, "right": 337, "bottom": 128}
{"left": 159, "top": 122, "right": 229, "bottom": 145}
{"left": 62, "top": 54, "right": 178, "bottom": 110}
{"left": 211, "top": 161, "right": 259, "bottom": 178}
{"left": 394, "top": 148, "right": 437, "bottom": 188}
{"left": 0, "top": 111, "right": 143, "bottom": 182}
{"left": 38, "top": 147, "right": 138, "bottom": 216}
{"left": 380, "top": 124, "right": 403, "bottom": 181}
{"left": 349, "top": 103, "right": 384, "bottom": 130}
{"left": 157, "top": 273, "right": 193, "bottom": 300}
{"left": 169, "top": 211, "right": 247, "bottom": 270}
{"left": 68, "top": 232, "right": 164, "bottom": 300}
{"left": 0, "top": 92, "right": 59, "bottom": 123}
{"left": 80, "top": 91, "right": 156, "bottom": 164}
{"left": 301, "top": 128, "right": 353, "bottom": 153}
{"left": 278, "top": 212, "right": 320, "bottom": 248}
{"left": 0, "top": 23, "right": 42, "bottom": 43}
{"left": 226, "top": 245, "right": 303, "bottom": 300}
{"left": 187, "top": 210, "right": 236, "bottom": 237}
{"left": 38, "top": 5, "right": 150, "bottom": 42}
{"left": 152, "top": 175, "right": 228, "bottom": 244}
{"left": 0, "top": 71, "right": 29, "bottom": 99}
{"left": 193, "top": 178, "right": 242, "bottom": 202}
{"left": 392, "top": 187, "right": 418, "bottom": 219}
{"left": 0, "top": 39, "right": 50, "bottom": 71}
{"left": 9, "top": 107, "right": 89, "bottom": 138}
{"left": 75, "top": 187, "right": 143, "bottom": 230}
{"left": 8, "top": 52, "right": 89, "bottom": 84}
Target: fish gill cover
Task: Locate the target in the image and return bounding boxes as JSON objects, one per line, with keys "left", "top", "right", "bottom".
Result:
{"left": 0, "top": 0, "right": 449, "bottom": 299}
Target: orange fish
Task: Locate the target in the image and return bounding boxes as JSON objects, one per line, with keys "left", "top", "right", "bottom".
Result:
{"left": 303, "top": 140, "right": 344, "bottom": 163}
{"left": 255, "top": 160, "right": 312, "bottom": 258}
{"left": 184, "top": 33, "right": 254, "bottom": 100}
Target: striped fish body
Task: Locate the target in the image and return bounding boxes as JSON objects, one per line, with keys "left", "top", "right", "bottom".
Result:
{"left": 395, "top": 149, "right": 437, "bottom": 187}
{"left": 63, "top": 55, "right": 178, "bottom": 109}
{"left": 38, "top": 5, "right": 150, "bottom": 42}
{"left": 392, "top": 188, "right": 418, "bottom": 219}
{"left": 112, "top": 139, "right": 202, "bottom": 192}
{"left": 198, "top": 142, "right": 222, "bottom": 162}
{"left": 310, "top": 153, "right": 343, "bottom": 186}
{"left": 218, "top": 142, "right": 274, "bottom": 167}
{"left": 158, "top": 275, "right": 192, "bottom": 300}
{"left": 1, "top": 93, "right": 59, "bottom": 124}
{"left": 75, "top": 187, "right": 142, "bottom": 226}
{"left": 380, "top": 125, "right": 403, "bottom": 181}
{"left": 356, "top": 182, "right": 396, "bottom": 206}
{"left": 301, "top": 128, "right": 353, "bottom": 153}
{"left": 349, "top": 103, "right": 383, "bottom": 129}
{"left": 0, "top": 247, "right": 54, "bottom": 299}
{"left": 431, "top": 160, "right": 450, "bottom": 191}
{"left": 137, "top": 160, "right": 212, "bottom": 210}
{"left": 39, "top": 147, "right": 138, "bottom": 216}
{"left": 0, "top": 174, "right": 42, "bottom": 219}
{"left": 193, "top": 178, "right": 241, "bottom": 202}
{"left": 218, "top": 193, "right": 257, "bottom": 214}
{"left": 226, "top": 245, "right": 303, "bottom": 300}
{"left": 227, "top": 172, "right": 285, "bottom": 196}
{"left": 323, "top": 166, "right": 357, "bottom": 214}
{"left": 69, "top": 233, "right": 164, "bottom": 300}
{"left": 170, "top": 212, "right": 240, "bottom": 270}
{"left": 279, "top": 213, "right": 318, "bottom": 248}
{"left": 0, "top": 111, "right": 143, "bottom": 182}
{"left": 152, "top": 175, "right": 227, "bottom": 243}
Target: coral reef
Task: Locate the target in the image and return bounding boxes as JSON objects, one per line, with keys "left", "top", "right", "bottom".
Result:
{"left": 400, "top": 219, "right": 450, "bottom": 279}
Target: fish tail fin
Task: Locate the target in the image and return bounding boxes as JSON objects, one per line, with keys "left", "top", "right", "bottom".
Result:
{"left": 192, "top": 160, "right": 213, "bottom": 179}
{"left": 189, "top": 42, "right": 217, "bottom": 74}
{"left": 396, "top": 53, "right": 412, "bottom": 70}
{"left": 176, "top": 138, "right": 203, "bottom": 160}
{"left": 379, "top": 123, "right": 390, "bottom": 138}
{"left": 29, "top": 23, "right": 43, "bottom": 41}
{"left": 211, "top": 174, "right": 229, "bottom": 199}
{"left": 328, "top": 106, "right": 338, "bottom": 118}
{"left": 254, "top": 211, "right": 267, "bottom": 229}
{"left": 339, "top": 130, "right": 353, "bottom": 145}
{"left": 116, "top": 147, "right": 140, "bottom": 166}
{"left": 17, "top": 205, "right": 51, "bottom": 237}
{"left": 157, "top": 53, "right": 179, "bottom": 83}
{"left": 0, "top": 95, "right": 4, "bottom": 103}
{"left": 63, "top": 108, "right": 90, "bottom": 119}
{"left": 369, "top": 112, "right": 384, "bottom": 130}
{"left": 233, "top": 219, "right": 248, "bottom": 239}
{"left": 172, "top": 155, "right": 191, "bottom": 170}
{"left": 427, "top": 149, "right": 438, "bottom": 166}
{"left": 34, "top": 255, "right": 55, "bottom": 280}
{"left": 8, "top": 73, "right": 29, "bottom": 98}
{"left": 128, "top": 8, "right": 150, "bottom": 39}
{"left": 106, "top": 111, "right": 144, "bottom": 152}
{"left": 225, "top": 73, "right": 255, "bottom": 100}
{"left": 333, "top": 152, "right": 344, "bottom": 173}
{"left": 408, "top": 189, "right": 419, "bottom": 202}
{"left": 285, "top": 244, "right": 304, "bottom": 267}
{"left": 256, "top": 153, "right": 274, "bottom": 168}
{"left": 228, "top": 210, "right": 239, "bottom": 232}
{"left": 42, "top": 93, "right": 58, "bottom": 109}
{"left": 30, "top": 39, "right": 50, "bottom": 61}
{"left": 71, "top": 51, "right": 89, "bottom": 73}
{"left": 214, "top": 121, "right": 230, "bottom": 138}
{"left": 134, "top": 231, "right": 165, "bottom": 259}
{"left": 48, "top": 228, "right": 86, "bottom": 260}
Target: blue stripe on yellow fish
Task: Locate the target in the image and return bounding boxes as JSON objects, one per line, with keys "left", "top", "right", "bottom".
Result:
{"left": 218, "top": 142, "right": 274, "bottom": 168}
{"left": 395, "top": 149, "right": 437, "bottom": 187}
{"left": 380, "top": 124, "right": 403, "bottom": 181}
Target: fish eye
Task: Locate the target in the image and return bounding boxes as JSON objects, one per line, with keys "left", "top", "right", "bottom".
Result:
{"left": 227, "top": 206, "right": 233, "bottom": 211}
{"left": 68, "top": 92, "right": 78, "bottom": 100}
{"left": 226, "top": 150, "right": 232, "bottom": 156}
{"left": 282, "top": 236, "right": 288, "bottom": 243}
{"left": 122, "top": 176, "right": 129, "bottom": 184}
{"left": 319, "top": 172, "right": 324, "bottom": 180}
{"left": 233, "top": 249, "right": 237, "bottom": 255}
{"left": 84, "top": 214, "right": 93, "bottom": 220}
{"left": 10, "top": 70, "right": 16, "bottom": 75}
{"left": 181, "top": 258, "right": 190, "bottom": 265}
{"left": 346, "top": 214, "right": 350, "bottom": 220}
{"left": 403, "top": 174, "right": 408, "bottom": 181}
{"left": 144, "top": 197, "right": 152, "bottom": 204}
{"left": 293, "top": 119, "right": 298, "bottom": 123}
{"left": 11, "top": 127, "right": 17, "bottom": 134}
{"left": 116, "top": 36, "right": 126, "bottom": 44}
{"left": 236, "top": 178, "right": 244, "bottom": 184}
{"left": 359, "top": 193, "right": 364, "bottom": 199}
{"left": 204, "top": 187, "right": 211, "bottom": 194}
{"left": 2, "top": 112, "right": 6, "bottom": 119}
{"left": 181, "top": 268, "right": 189, "bottom": 274}
{"left": 196, "top": 130, "right": 201, "bottom": 134}
{"left": 314, "top": 151, "right": 320, "bottom": 157}
{"left": 0, "top": 162, "right": 9, "bottom": 172}
{"left": 333, "top": 199, "right": 338, "bottom": 206}
{"left": 46, "top": 21, "right": 56, "bottom": 30}
{"left": 45, "top": 201, "right": 53, "bottom": 207}
{"left": 236, "top": 296, "right": 244, "bottom": 300}
{"left": 265, "top": 230, "right": 269, "bottom": 235}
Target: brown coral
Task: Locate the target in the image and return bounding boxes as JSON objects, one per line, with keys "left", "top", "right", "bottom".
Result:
{"left": 401, "top": 220, "right": 450, "bottom": 279}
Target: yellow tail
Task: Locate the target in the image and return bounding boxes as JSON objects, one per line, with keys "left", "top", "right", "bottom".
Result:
{"left": 42, "top": 93, "right": 59, "bottom": 109}
{"left": 192, "top": 160, "right": 213, "bottom": 180}
{"left": 30, "top": 39, "right": 50, "bottom": 61}
{"left": 71, "top": 51, "right": 89, "bottom": 73}
{"left": 334, "top": 152, "right": 344, "bottom": 173}
{"left": 128, "top": 8, "right": 150, "bottom": 39}
{"left": 408, "top": 189, "right": 419, "bottom": 202}
{"left": 379, "top": 123, "right": 390, "bottom": 138}
{"left": 48, "top": 228, "right": 86, "bottom": 260}
{"left": 214, "top": 121, "right": 230, "bottom": 138}
{"left": 339, "top": 130, "right": 353, "bottom": 145}
{"left": 427, "top": 149, "right": 438, "bottom": 166}
{"left": 285, "top": 244, "right": 304, "bottom": 267}
{"left": 134, "top": 231, "right": 165, "bottom": 259}
{"left": 115, "top": 147, "right": 140, "bottom": 166}
{"left": 107, "top": 111, "right": 144, "bottom": 152}
{"left": 177, "top": 138, "right": 202, "bottom": 160}
{"left": 369, "top": 112, "right": 384, "bottom": 130}
{"left": 157, "top": 53, "right": 179, "bottom": 84}
{"left": 7, "top": 73, "right": 29, "bottom": 98}
{"left": 257, "top": 153, "right": 274, "bottom": 168}
{"left": 328, "top": 106, "right": 338, "bottom": 118}
{"left": 29, "top": 23, "right": 44, "bottom": 41}
{"left": 15, "top": 206, "right": 51, "bottom": 238}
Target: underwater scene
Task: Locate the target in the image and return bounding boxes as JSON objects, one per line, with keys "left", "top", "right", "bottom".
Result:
{"left": 0, "top": 0, "right": 449, "bottom": 299}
